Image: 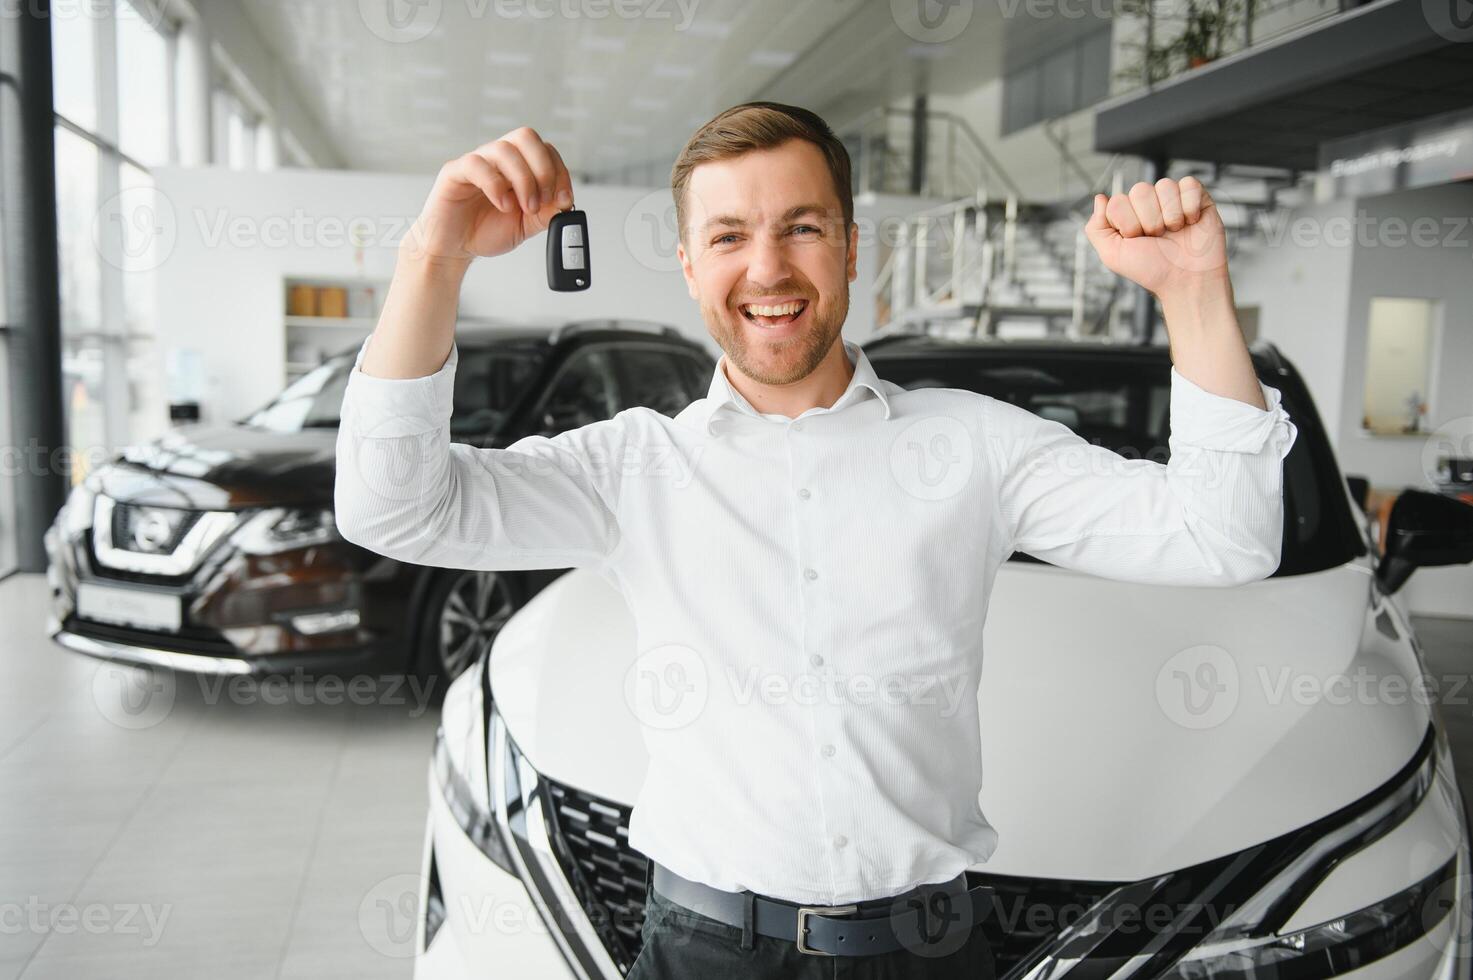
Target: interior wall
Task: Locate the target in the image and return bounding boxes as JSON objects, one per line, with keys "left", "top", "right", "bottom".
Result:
{"left": 1340, "top": 181, "right": 1473, "bottom": 618}
{"left": 1232, "top": 182, "right": 1473, "bottom": 618}
{"left": 1230, "top": 195, "right": 1357, "bottom": 455}
{"left": 149, "top": 167, "right": 930, "bottom": 433}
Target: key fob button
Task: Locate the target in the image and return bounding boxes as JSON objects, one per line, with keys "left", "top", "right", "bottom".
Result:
{"left": 547, "top": 208, "right": 591, "bottom": 291}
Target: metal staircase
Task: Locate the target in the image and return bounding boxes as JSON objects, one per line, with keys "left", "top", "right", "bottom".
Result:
{"left": 843, "top": 105, "right": 1139, "bottom": 342}
{"left": 862, "top": 140, "right": 1304, "bottom": 343}
{"left": 872, "top": 189, "right": 1137, "bottom": 341}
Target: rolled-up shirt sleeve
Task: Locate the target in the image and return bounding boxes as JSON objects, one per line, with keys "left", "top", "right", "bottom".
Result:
{"left": 988, "top": 366, "right": 1299, "bottom": 587}
{"left": 334, "top": 334, "right": 624, "bottom": 571}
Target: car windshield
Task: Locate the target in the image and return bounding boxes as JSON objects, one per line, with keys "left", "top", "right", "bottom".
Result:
{"left": 241, "top": 343, "right": 546, "bottom": 436}
{"left": 870, "top": 350, "right": 1365, "bottom": 578}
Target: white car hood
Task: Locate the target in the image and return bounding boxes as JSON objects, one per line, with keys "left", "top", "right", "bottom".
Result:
{"left": 489, "top": 558, "right": 1430, "bottom": 881}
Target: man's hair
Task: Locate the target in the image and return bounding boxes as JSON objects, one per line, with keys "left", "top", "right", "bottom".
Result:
{"left": 670, "top": 101, "right": 854, "bottom": 250}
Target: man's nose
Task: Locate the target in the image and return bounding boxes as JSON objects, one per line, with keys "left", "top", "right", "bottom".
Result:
{"left": 744, "top": 233, "right": 792, "bottom": 287}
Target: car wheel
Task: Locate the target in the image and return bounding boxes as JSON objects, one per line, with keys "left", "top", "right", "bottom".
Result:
{"left": 418, "top": 569, "right": 520, "bottom": 683}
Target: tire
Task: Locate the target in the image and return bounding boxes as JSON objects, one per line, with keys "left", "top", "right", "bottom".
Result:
{"left": 415, "top": 568, "right": 522, "bottom": 686}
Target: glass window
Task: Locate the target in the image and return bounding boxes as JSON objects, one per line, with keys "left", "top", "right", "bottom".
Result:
{"left": 1079, "top": 28, "right": 1112, "bottom": 104}
{"left": 214, "top": 88, "right": 259, "bottom": 171}
{"left": 126, "top": 334, "right": 169, "bottom": 447}
{"left": 117, "top": 0, "right": 173, "bottom": 166}
{"left": 54, "top": 126, "right": 101, "bottom": 333}
{"left": 536, "top": 349, "right": 619, "bottom": 432}
{"left": 241, "top": 359, "right": 348, "bottom": 433}
{"left": 51, "top": 10, "right": 96, "bottom": 130}
{"left": 118, "top": 163, "right": 157, "bottom": 335}
{"left": 449, "top": 346, "right": 546, "bottom": 437}
{"left": 1041, "top": 47, "right": 1078, "bottom": 120}
{"left": 1003, "top": 63, "right": 1040, "bottom": 134}
{"left": 677, "top": 353, "right": 714, "bottom": 400}
{"left": 241, "top": 345, "right": 546, "bottom": 434}
{"left": 61, "top": 335, "right": 110, "bottom": 486}
{"left": 614, "top": 347, "right": 694, "bottom": 417}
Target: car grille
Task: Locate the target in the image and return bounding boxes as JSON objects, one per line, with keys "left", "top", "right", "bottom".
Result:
{"left": 972, "top": 872, "right": 1120, "bottom": 976}
{"left": 537, "top": 777, "right": 1123, "bottom": 978}
{"left": 539, "top": 779, "right": 648, "bottom": 973}
{"left": 63, "top": 614, "right": 239, "bottom": 658}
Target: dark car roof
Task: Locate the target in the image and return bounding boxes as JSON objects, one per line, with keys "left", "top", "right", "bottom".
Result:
{"left": 463, "top": 317, "right": 707, "bottom": 348}
{"left": 861, "top": 333, "right": 1288, "bottom": 373}
{"left": 333, "top": 317, "right": 712, "bottom": 358}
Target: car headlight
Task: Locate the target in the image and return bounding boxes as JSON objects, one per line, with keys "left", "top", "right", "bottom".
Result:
{"left": 230, "top": 507, "right": 339, "bottom": 555}
{"left": 1161, "top": 725, "right": 1463, "bottom": 979}
{"left": 1011, "top": 724, "right": 1464, "bottom": 979}
{"left": 433, "top": 656, "right": 516, "bottom": 876}
{"left": 58, "top": 480, "right": 97, "bottom": 537}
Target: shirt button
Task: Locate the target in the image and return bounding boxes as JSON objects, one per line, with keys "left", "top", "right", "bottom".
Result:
{"left": 833, "top": 835, "right": 848, "bottom": 848}
{"left": 821, "top": 744, "right": 835, "bottom": 758}
{"left": 792, "top": 420, "right": 805, "bottom": 431}
{"left": 797, "top": 488, "right": 810, "bottom": 500}
{"left": 804, "top": 568, "right": 818, "bottom": 581}
{"left": 810, "top": 654, "right": 824, "bottom": 667}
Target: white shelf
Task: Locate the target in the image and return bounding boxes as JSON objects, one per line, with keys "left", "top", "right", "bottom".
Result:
{"left": 284, "top": 278, "right": 389, "bottom": 385}
{"left": 284, "top": 316, "right": 377, "bottom": 330}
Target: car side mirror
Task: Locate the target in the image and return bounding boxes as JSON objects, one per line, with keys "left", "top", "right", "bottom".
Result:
{"left": 1376, "top": 489, "right": 1473, "bottom": 595}
{"left": 1346, "top": 474, "right": 1370, "bottom": 512}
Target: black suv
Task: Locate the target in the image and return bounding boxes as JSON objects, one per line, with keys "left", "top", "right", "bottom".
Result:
{"left": 44, "top": 319, "right": 715, "bottom": 683}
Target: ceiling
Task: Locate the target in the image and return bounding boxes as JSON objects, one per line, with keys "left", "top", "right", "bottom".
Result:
{"left": 240, "top": 0, "right": 1077, "bottom": 177}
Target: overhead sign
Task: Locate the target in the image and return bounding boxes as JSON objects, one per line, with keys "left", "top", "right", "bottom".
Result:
{"left": 1317, "top": 106, "right": 1473, "bottom": 200}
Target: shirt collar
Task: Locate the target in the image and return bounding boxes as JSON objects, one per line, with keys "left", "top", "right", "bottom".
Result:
{"left": 703, "top": 338, "right": 892, "bottom": 435}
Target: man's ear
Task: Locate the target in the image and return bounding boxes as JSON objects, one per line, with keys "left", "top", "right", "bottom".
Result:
{"left": 846, "top": 222, "right": 859, "bottom": 283}
{"left": 678, "top": 240, "right": 698, "bottom": 300}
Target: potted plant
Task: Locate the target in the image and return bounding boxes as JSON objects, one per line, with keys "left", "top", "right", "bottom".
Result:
{"left": 1113, "top": 0, "right": 1255, "bottom": 86}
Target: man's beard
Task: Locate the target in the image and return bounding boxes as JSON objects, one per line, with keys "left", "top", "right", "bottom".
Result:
{"left": 703, "top": 280, "right": 849, "bottom": 387}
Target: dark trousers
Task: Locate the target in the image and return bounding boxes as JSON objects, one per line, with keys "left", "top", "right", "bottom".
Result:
{"left": 627, "top": 876, "right": 996, "bottom": 980}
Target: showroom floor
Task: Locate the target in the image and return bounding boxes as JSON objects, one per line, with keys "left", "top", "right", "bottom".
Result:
{"left": 0, "top": 573, "right": 437, "bottom": 980}
{"left": 2, "top": 572, "right": 1471, "bottom": 980}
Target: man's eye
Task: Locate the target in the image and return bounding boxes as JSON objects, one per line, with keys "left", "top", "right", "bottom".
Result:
{"left": 791, "top": 225, "right": 820, "bottom": 236}
{"left": 714, "top": 233, "right": 739, "bottom": 245}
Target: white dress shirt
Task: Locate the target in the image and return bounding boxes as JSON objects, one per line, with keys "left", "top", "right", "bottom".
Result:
{"left": 335, "top": 332, "right": 1298, "bottom": 906}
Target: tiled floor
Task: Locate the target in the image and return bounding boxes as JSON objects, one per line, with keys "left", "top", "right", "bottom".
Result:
{"left": 0, "top": 573, "right": 438, "bottom": 980}
{"left": 1, "top": 570, "right": 1470, "bottom": 980}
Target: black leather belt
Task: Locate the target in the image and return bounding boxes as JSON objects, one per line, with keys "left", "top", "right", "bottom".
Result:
{"left": 650, "top": 862, "right": 995, "bottom": 959}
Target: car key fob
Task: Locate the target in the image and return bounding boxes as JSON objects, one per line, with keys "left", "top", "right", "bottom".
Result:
{"left": 547, "top": 208, "right": 590, "bottom": 291}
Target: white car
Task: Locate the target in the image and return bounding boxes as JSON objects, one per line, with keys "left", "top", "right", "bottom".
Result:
{"left": 414, "top": 338, "right": 1473, "bottom": 979}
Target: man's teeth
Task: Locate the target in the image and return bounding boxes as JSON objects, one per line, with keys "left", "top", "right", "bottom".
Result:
{"left": 743, "top": 301, "right": 805, "bottom": 317}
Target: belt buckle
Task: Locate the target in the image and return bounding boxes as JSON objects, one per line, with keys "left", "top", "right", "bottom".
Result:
{"left": 795, "top": 904, "right": 858, "bottom": 956}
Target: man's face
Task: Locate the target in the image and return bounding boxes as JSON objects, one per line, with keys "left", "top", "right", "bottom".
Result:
{"left": 676, "top": 138, "right": 859, "bottom": 387}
